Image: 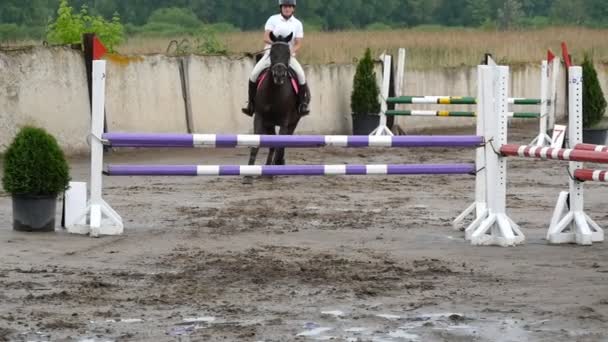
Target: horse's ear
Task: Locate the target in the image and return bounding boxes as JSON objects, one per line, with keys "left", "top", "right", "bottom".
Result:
{"left": 285, "top": 33, "right": 293, "bottom": 42}
{"left": 270, "top": 31, "right": 277, "bottom": 42}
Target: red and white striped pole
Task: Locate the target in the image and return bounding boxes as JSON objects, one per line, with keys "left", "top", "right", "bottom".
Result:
{"left": 574, "top": 169, "right": 608, "bottom": 182}
{"left": 500, "top": 144, "right": 608, "bottom": 164}
{"left": 574, "top": 144, "right": 608, "bottom": 153}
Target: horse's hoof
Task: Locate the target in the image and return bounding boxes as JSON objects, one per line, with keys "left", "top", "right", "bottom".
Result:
{"left": 242, "top": 176, "right": 253, "bottom": 185}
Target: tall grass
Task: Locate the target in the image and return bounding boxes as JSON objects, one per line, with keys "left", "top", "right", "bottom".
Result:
{"left": 89, "top": 26, "right": 608, "bottom": 68}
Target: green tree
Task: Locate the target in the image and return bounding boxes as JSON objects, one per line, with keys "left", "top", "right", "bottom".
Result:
{"left": 351, "top": 48, "right": 380, "bottom": 115}
{"left": 498, "top": 0, "right": 525, "bottom": 29}
{"left": 466, "top": 0, "right": 492, "bottom": 26}
{"left": 46, "top": 0, "right": 124, "bottom": 51}
{"left": 550, "top": 0, "right": 588, "bottom": 25}
{"left": 582, "top": 54, "right": 607, "bottom": 128}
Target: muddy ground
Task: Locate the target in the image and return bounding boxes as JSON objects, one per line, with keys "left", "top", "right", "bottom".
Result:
{"left": 1, "top": 124, "right": 608, "bottom": 342}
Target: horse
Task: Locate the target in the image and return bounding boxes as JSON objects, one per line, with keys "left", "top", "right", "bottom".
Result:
{"left": 244, "top": 32, "right": 304, "bottom": 184}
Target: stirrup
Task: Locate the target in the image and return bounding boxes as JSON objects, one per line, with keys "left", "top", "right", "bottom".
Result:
{"left": 299, "top": 104, "right": 310, "bottom": 116}
{"left": 242, "top": 102, "right": 254, "bottom": 116}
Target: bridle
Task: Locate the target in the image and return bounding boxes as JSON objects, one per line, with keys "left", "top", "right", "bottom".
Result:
{"left": 270, "top": 41, "right": 291, "bottom": 84}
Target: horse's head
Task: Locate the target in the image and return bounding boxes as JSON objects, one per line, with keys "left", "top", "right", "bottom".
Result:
{"left": 269, "top": 32, "right": 293, "bottom": 85}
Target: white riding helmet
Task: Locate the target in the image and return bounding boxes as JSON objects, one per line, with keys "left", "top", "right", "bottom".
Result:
{"left": 279, "top": 0, "right": 296, "bottom": 5}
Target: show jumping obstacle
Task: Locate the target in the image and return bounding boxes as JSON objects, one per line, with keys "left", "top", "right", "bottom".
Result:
{"left": 574, "top": 169, "right": 608, "bottom": 182}
{"left": 104, "top": 164, "right": 477, "bottom": 177}
{"left": 67, "top": 59, "right": 486, "bottom": 238}
{"left": 385, "top": 110, "right": 540, "bottom": 119}
{"left": 67, "top": 56, "right": 605, "bottom": 248}
{"left": 102, "top": 133, "right": 483, "bottom": 148}
{"left": 488, "top": 66, "right": 605, "bottom": 246}
{"left": 575, "top": 144, "right": 608, "bottom": 153}
{"left": 376, "top": 51, "right": 560, "bottom": 148}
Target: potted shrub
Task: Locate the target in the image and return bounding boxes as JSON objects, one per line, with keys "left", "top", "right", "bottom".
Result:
{"left": 2, "top": 126, "right": 70, "bottom": 232}
{"left": 351, "top": 48, "right": 382, "bottom": 135}
{"left": 581, "top": 54, "right": 608, "bottom": 145}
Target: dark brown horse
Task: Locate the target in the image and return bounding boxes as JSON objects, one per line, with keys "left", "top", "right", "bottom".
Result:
{"left": 244, "top": 32, "right": 303, "bottom": 184}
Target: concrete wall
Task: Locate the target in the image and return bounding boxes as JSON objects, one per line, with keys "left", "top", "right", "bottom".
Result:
{"left": 0, "top": 47, "right": 606, "bottom": 154}
{"left": 105, "top": 54, "right": 188, "bottom": 133}
{"left": 187, "top": 56, "right": 366, "bottom": 135}
{"left": 0, "top": 47, "right": 90, "bottom": 153}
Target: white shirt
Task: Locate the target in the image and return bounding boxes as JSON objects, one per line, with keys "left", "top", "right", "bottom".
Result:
{"left": 264, "top": 14, "right": 304, "bottom": 50}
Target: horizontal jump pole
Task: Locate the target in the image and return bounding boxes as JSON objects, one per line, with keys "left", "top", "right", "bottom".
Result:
{"left": 386, "top": 96, "right": 541, "bottom": 105}
{"left": 385, "top": 110, "right": 540, "bottom": 119}
{"left": 575, "top": 144, "right": 608, "bottom": 153}
{"left": 104, "top": 164, "right": 477, "bottom": 177}
{"left": 102, "top": 133, "right": 484, "bottom": 148}
{"left": 501, "top": 144, "right": 608, "bottom": 164}
{"left": 575, "top": 169, "right": 608, "bottom": 182}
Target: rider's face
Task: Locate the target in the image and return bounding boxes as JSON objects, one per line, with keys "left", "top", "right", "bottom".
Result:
{"left": 281, "top": 5, "right": 295, "bottom": 16}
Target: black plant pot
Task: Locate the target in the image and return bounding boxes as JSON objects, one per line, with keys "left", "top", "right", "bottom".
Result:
{"left": 352, "top": 113, "right": 380, "bottom": 135}
{"left": 583, "top": 128, "right": 608, "bottom": 145}
{"left": 12, "top": 195, "right": 57, "bottom": 232}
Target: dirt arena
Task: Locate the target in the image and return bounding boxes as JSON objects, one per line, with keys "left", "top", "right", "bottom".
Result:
{"left": 1, "top": 125, "right": 608, "bottom": 342}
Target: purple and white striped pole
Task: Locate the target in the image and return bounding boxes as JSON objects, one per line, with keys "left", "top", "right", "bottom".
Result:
{"left": 102, "top": 133, "right": 484, "bottom": 149}
{"left": 105, "top": 163, "right": 476, "bottom": 177}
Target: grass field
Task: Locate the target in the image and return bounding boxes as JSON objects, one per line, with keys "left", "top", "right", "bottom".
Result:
{"left": 118, "top": 27, "right": 608, "bottom": 68}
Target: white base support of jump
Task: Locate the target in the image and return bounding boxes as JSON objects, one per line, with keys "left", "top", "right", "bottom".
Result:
{"left": 453, "top": 202, "right": 475, "bottom": 230}
{"left": 472, "top": 64, "right": 525, "bottom": 247}
{"left": 530, "top": 132, "right": 552, "bottom": 147}
{"left": 371, "top": 125, "right": 394, "bottom": 136}
{"left": 67, "top": 59, "right": 124, "bottom": 237}
{"left": 546, "top": 66, "right": 604, "bottom": 245}
{"left": 67, "top": 200, "right": 124, "bottom": 237}
{"left": 469, "top": 213, "right": 525, "bottom": 247}
{"left": 371, "top": 54, "right": 395, "bottom": 137}
{"left": 547, "top": 191, "right": 603, "bottom": 245}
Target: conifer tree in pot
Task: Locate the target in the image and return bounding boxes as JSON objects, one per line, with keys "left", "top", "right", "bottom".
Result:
{"left": 581, "top": 54, "right": 608, "bottom": 145}
{"left": 2, "top": 126, "right": 70, "bottom": 232}
{"left": 351, "top": 48, "right": 382, "bottom": 135}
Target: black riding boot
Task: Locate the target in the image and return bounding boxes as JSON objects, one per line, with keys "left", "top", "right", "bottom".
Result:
{"left": 241, "top": 81, "right": 257, "bottom": 116}
{"left": 298, "top": 83, "right": 311, "bottom": 116}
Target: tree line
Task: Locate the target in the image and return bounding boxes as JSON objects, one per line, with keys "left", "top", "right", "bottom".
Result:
{"left": 1, "top": 0, "right": 607, "bottom": 40}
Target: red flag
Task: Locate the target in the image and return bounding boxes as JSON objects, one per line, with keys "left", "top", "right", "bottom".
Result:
{"left": 561, "top": 42, "right": 572, "bottom": 68}
{"left": 547, "top": 49, "right": 555, "bottom": 63}
{"left": 93, "top": 36, "right": 107, "bottom": 60}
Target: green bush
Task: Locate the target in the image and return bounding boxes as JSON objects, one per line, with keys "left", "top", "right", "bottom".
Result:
{"left": 0, "top": 24, "right": 20, "bottom": 41}
{"left": 351, "top": 48, "right": 380, "bottom": 115}
{"left": 46, "top": 0, "right": 124, "bottom": 51}
{"left": 2, "top": 126, "right": 70, "bottom": 196}
{"left": 582, "top": 54, "right": 607, "bottom": 128}
{"left": 365, "top": 22, "right": 393, "bottom": 31}
{"left": 147, "top": 7, "right": 202, "bottom": 29}
{"left": 207, "top": 22, "right": 240, "bottom": 33}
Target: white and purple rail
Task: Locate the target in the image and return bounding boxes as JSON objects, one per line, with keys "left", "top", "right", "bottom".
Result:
{"left": 102, "top": 133, "right": 484, "bottom": 149}
{"left": 104, "top": 163, "right": 477, "bottom": 177}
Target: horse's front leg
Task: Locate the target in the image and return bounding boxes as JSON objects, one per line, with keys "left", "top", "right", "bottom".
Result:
{"left": 264, "top": 125, "right": 276, "bottom": 166}
{"left": 273, "top": 124, "right": 297, "bottom": 166}
{"left": 243, "top": 116, "right": 264, "bottom": 185}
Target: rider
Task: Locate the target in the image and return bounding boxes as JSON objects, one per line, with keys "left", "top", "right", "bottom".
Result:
{"left": 242, "top": 0, "right": 310, "bottom": 117}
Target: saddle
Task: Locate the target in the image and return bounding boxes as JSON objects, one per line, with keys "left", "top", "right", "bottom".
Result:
{"left": 257, "top": 68, "right": 300, "bottom": 94}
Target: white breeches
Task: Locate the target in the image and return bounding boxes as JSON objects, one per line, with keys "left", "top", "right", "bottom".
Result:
{"left": 250, "top": 54, "right": 306, "bottom": 85}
